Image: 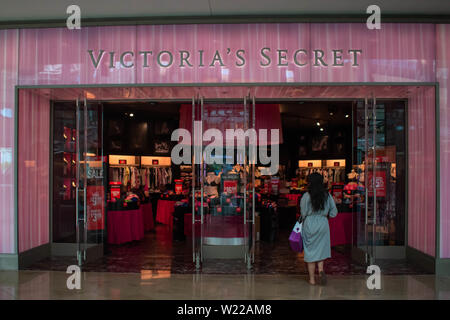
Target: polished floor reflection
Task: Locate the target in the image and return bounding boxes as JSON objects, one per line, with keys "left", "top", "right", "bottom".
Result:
{"left": 25, "top": 225, "right": 431, "bottom": 275}
{"left": 1, "top": 270, "right": 449, "bottom": 300}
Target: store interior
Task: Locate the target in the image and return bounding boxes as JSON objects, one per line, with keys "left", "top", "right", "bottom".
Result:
{"left": 27, "top": 98, "right": 432, "bottom": 274}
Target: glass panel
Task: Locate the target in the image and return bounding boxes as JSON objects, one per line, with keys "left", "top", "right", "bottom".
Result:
{"left": 191, "top": 98, "right": 254, "bottom": 266}
{"left": 52, "top": 102, "right": 77, "bottom": 243}
{"left": 76, "top": 99, "right": 84, "bottom": 265}
{"left": 192, "top": 96, "right": 202, "bottom": 268}
{"left": 353, "top": 98, "right": 406, "bottom": 263}
{"left": 76, "top": 100, "right": 105, "bottom": 266}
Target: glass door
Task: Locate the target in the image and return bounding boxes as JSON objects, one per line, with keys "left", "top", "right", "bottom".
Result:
{"left": 191, "top": 96, "right": 255, "bottom": 268}
{"left": 76, "top": 98, "right": 106, "bottom": 267}
{"left": 352, "top": 96, "right": 378, "bottom": 265}
{"left": 192, "top": 95, "right": 203, "bottom": 269}
{"left": 244, "top": 95, "right": 256, "bottom": 269}
{"left": 365, "top": 96, "right": 378, "bottom": 264}
{"left": 353, "top": 97, "right": 407, "bottom": 265}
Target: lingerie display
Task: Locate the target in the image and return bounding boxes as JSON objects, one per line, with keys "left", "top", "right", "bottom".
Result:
{"left": 204, "top": 172, "right": 222, "bottom": 197}
{"left": 109, "top": 166, "right": 172, "bottom": 192}
{"left": 297, "top": 167, "right": 346, "bottom": 187}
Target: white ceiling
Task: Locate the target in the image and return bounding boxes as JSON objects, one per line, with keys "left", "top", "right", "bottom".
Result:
{"left": 0, "top": 0, "right": 449, "bottom": 23}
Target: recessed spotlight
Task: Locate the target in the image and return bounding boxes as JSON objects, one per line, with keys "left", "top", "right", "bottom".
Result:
{"left": 330, "top": 112, "right": 334, "bottom": 116}
{"left": 316, "top": 121, "right": 320, "bottom": 126}
{"left": 345, "top": 114, "right": 349, "bottom": 118}
{"left": 130, "top": 113, "right": 134, "bottom": 117}
{"left": 320, "top": 128, "right": 324, "bottom": 132}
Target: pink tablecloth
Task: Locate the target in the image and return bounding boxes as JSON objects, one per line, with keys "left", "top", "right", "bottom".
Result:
{"left": 183, "top": 214, "right": 243, "bottom": 238}
{"left": 140, "top": 203, "right": 154, "bottom": 231}
{"left": 329, "top": 212, "right": 353, "bottom": 247}
{"left": 107, "top": 209, "right": 145, "bottom": 244}
{"left": 156, "top": 200, "right": 176, "bottom": 228}
{"left": 184, "top": 213, "right": 201, "bottom": 237}
{"left": 285, "top": 194, "right": 302, "bottom": 202}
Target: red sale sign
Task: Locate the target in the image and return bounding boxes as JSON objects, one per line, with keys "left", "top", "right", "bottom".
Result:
{"left": 223, "top": 180, "right": 238, "bottom": 194}
{"left": 367, "top": 170, "right": 386, "bottom": 197}
{"left": 175, "top": 179, "right": 183, "bottom": 194}
{"left": 87, "top": 186, "right": 105, "bottom": 230}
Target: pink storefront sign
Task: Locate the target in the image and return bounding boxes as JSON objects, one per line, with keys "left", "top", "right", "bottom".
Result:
{"left": 17, "top": 23, "right": 435, "bottom": 86}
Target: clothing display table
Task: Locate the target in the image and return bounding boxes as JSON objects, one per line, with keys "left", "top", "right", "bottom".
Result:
{"left": 156, "top": 200, "right": 176, "bottom": 228}
{"left": 203, "top": 215, "right": 244, "bottom": 239}
{"left": 284, "top": 194, "right": 302, "bottom": 203}
{"left": 173, "top": 206, "right": 190, "bottom": 241}
{"left": 184, "top": 213, "right": 192, "bottom": 237}
{"left": 329, "top": 211, "right": 353, "bottom": 246}
{"left": 107, "top": 209, "right": 144, "bottom": 244}
{"left": 183, "top": 213, "right": 205, "bottom": 238}
{"left": 260, "top": 206, "right": 279, "bottom": 242}
{"left": 183, "top": 213, "right": 243, "bottom": 239}
{"left": 140, "top": 203, "right": 154, "bottom": 231}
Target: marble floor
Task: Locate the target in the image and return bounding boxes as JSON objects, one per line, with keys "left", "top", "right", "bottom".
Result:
{"left": 1, "top": 270, "right": 449, "bottom": 300}
{"left": 25, "top": 225, "right": 432, "bottom": 275}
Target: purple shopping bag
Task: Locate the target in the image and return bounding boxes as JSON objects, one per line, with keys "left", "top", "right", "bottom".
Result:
{"left": 289, "top": 221, "right": 303, "bottom": 253}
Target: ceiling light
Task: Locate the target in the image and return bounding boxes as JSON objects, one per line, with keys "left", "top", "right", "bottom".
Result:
{"left": 130, "top": 113, "right": 134, "bottom": 117}
{"left": 320, "top": 128, "right": 324, "bottom": 132}
{"left": 329, "top": 112, "right": 334, "bottom": 116}
{"left": 345, "top": 114, "right": 349, "bottom": 118}
{"left": 316, "top": 121, "right": 320, "bottom": 126}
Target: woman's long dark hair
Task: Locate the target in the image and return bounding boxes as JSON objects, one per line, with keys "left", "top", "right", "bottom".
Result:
{"left": 307, "top": 173, "right": 328, "bottom": 212}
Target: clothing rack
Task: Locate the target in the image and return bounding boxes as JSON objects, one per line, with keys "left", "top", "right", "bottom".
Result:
{"left": 109, "top": 164, "right": 140, "bottom": 167}
{"left": 141, "top": 164, "right": 171, "bottom": 167}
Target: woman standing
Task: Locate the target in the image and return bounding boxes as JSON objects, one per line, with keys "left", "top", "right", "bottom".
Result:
{"left": 300, "top": 173, "right": 338, "bottom": 285}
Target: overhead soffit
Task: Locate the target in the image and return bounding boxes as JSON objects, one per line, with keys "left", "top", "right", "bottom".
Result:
{"left": 21, "top": 85, "right": 432, "bottom": 101}
{"left": 1, "top": 0, "right": 449, "bottom": 23}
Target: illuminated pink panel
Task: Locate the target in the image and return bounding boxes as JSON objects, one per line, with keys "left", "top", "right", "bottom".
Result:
{"left": 19, "top": 26, "right": 137, "bottom": 85}
{"left": 18, "top": 90, "right": 50, "bottom": 253}
{"left": 135, "top": 23, "right": 311, "bottom": 84}
{"left": 437, "top": 24, "right": 450, "bottom": 258}
{"left": 19, "top": 28, "right": 82, "bottom": 85}
{"left": 310, "top": 23, "right": 436, "bottom": 82}
{"left": 18, "top": 23, "right": 437, "bottom": 86}
{"left": 408, "top": 86, "right": 436, "bottom": 257}
{"left": 81, "top": 26, "right": 137, "bottom": 84}
{"left": 0, "top": 29, "right": 18, "bottom": 254}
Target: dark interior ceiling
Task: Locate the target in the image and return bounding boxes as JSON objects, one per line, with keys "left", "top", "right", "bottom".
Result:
{"left": 103, "top": 100, "right": 354, "bottom": 131}
{"left": 281, "top": 102, "right": 353, "bottom": 130}
{"left": 104, "top": 102, "right": 181, "bottom": 119}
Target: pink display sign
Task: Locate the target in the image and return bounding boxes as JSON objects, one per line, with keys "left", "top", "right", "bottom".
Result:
{"left": 17, "top": 23, "right": 435, "bottom": 86}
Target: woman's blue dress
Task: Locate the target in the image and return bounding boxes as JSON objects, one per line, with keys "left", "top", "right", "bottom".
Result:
{"left": 300, "top": 192, "right": 338, "bottom": 263}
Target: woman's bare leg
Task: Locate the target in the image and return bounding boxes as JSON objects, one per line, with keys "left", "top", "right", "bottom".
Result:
{"left": 307, "top": 262, "right": 316, "bottom": 285}
{"left": 317, "top": 260, "right": 324, "bottom": 273}
{"left": 317, "top": 260, "right": 327, "bottom": 285}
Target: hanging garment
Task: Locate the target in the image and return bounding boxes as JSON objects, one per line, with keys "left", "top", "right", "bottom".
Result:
{"left": 144, "top": 168, "right": 149, "bottom": 191}
{"left": 123, "top": 167, "right": 130, "bottom": 186}
{"left": 131, "top": 167, "right": 136, "bottom": 188}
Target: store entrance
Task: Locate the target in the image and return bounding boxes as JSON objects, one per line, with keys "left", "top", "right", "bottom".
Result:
{"left": 37, "top": 87, "right": 427, "bottom": 274}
